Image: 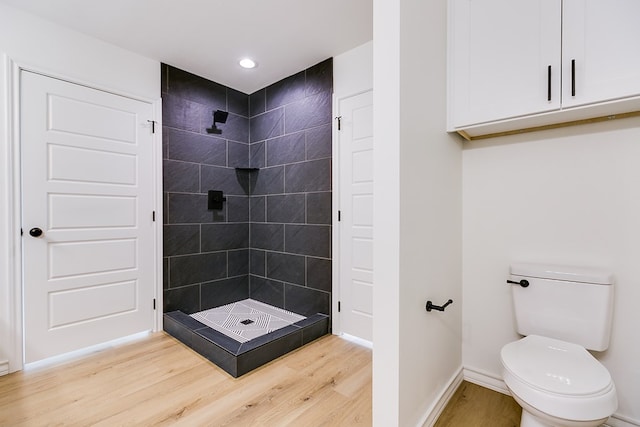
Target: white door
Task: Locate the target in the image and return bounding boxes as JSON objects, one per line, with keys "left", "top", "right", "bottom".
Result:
{"left": 449, "top": 0, "right": 561, "bottom": 127}
{"left": 21, "top": 71, "right": 156, "bottom": 364}
{"left": 337, "top": 91, "right": 373, "bottom": 342}
{"left": 562, "top": 0, "right": 640, "bottom": 108}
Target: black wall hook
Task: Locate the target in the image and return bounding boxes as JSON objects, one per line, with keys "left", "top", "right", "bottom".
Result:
{"left": 426, "top": 299, "right": 453, "bottom": 312}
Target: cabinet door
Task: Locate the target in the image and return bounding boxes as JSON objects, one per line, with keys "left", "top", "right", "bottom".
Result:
{"left": 449, "top": 0, "right": 561, "bottom": 128}
{"left": 562, "top": 0, "right": 640, "bottom": 108}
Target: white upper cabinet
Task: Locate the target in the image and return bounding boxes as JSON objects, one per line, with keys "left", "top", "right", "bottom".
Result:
{"left": 449, "top": 0, "right": 561, "bottom": 128}
{"left": 449, "top": 0, "right": 640, "bottom": 138}
{"left": 562, "top": 0, "right": 640, "bottom": 108}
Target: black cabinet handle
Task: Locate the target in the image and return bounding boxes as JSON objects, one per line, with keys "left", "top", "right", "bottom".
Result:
{"left": 571, "top": 59, "right": 576, "bottom": 97}
{"left": 547, "top": 65, "right": 552, "bottom": 101}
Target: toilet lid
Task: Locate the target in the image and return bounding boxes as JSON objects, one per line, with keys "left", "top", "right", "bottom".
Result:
{"left": 501, "top": 335, "right": 612, "bottom": 396}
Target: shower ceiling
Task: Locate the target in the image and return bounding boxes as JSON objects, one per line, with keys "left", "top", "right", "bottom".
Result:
{"left": 0, "top": 0, "right": 372, "bottom": 94}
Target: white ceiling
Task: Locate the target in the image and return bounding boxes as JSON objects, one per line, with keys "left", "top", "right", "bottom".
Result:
{"left": 1, "top": 0, "right": 373, "bottom": 94}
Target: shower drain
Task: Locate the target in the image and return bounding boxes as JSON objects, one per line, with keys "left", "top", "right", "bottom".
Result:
{"left": 240, "top": 319, "right": 254, "bottom": 325}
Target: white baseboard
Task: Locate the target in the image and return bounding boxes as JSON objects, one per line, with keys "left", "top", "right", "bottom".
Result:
{"left": 462, "top": 365, "right": 639, "bottom": 427}
{"left": 605, "top": 413, "right": 640, "bottom": 427}
{"left": 418, "top": 367, "right": 464, "bottom": 427}
{"left": 463, "top": 366, "right": 509, "bottom": 395}
{"left": 0, "top": 360, "right": 8, "bottom": 376}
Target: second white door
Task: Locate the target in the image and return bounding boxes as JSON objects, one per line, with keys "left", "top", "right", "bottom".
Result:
{"left": 337, "top": 90, "right": 373, "bottom": 342}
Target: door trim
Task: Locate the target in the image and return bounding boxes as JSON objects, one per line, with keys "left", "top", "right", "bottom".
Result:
{"left": 2, "top": 58, "right": 163, "bottom": 372}
{"left": 331, "top": 89, "right": 373, "bottom": 337}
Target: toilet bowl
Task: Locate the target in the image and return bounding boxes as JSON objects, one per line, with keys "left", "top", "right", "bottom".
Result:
{"left": 501, "top": 335, "right": 617, "bottom": 427}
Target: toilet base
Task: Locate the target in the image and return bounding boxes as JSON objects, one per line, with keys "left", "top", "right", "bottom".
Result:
{"left": 519, "top": 407, "right": 607, "bottom": 427}
{"left": 521, "top": 410, "right": 554, "bottom": 427}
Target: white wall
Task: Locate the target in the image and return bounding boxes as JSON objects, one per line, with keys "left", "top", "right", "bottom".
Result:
{"left": 462, "top": 119, "right": 640, "bottom": 425}
{"left": 374, "top": 0, "right": 463, "bottom": 425}
{"left": 0, "top": 2, "right": 160, "bottom": 372}
{"left": 334, "top": 41, "right": 373, "bottom": 97}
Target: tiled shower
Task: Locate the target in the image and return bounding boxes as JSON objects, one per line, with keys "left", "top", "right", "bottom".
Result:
{"left": 161, "top": 59, "right": 333, "bottom": 375}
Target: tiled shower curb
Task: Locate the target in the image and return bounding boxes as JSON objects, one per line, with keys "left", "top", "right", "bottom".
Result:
{"left": 164, "top": 311, "right": 329, "bottom": 377}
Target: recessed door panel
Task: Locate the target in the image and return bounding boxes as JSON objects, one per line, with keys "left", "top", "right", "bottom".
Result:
{"left": 49, "top": 194, "right": 136, "bottom": 229}
{"left": 49, "top": 280, "right": 137, "bottom": 328}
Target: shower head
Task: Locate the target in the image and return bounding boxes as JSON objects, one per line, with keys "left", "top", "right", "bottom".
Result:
{"left": 214, "top": 110, "right": 228, "bottom": 123}
{"left": 206, "top": 110, "right": 229, "bottom": 134}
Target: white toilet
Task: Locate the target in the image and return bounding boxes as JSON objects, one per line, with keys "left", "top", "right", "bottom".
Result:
{"left": 500, "top": 263, "right": 618, "bottom": 427}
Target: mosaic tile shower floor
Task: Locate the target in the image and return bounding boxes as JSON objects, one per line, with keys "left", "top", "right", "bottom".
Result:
{"left": 190, "top": 299, "right": 306, "bottom": 343}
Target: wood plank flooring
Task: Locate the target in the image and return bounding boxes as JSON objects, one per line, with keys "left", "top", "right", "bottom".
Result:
{"left": 0, "top": 332, "right": 521, "bottom": 427}
{"left": 434, "top": 381, "right": 521, "bottom": 427}
{"left": 0, "top": 332, "right": 371, "bottom": 426}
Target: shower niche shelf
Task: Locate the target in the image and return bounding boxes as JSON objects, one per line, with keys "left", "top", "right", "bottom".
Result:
{"left": 164, "top": 309, "right": 329, "bottom": 377}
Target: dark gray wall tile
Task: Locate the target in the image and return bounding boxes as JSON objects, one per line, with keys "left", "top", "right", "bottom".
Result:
{"left": 162, "top": 94, "right": 202, "bottom": 133}
{"left": 163, "top": 257, "right": 169, "bottom": 289}
{"left": 167, "top": 128, "right": 226, "bottom": 166}
{"left": 161, "top": 63, "right": 169, "bottom": 94}
{"left": 163, "top": 284, "right": 200, "bottom": 314}
{"left": 227, "top": 88, "right": 249, "bottom": 117}
{"left": 267, "top": 194, "right": 305, "bottom": 224}
{"left": 305, "top": 59, "right": 333, "bottom": 97}
{"left": 285, "top": 225, "right": 330, "bottom": 257}
{"left": 163, "top": 127, "right": 169, "bottom": 159}
{"left": 163, "top": 192, "right": 169, "bottom": 224}
{"left": 251, "top": 223, "right": 284, "bottom": 251}
{"left": 169, "top": 252, "right": 227, "bottom": 287}
{"left": 228, "top": 142, "right": 249, "bottom": 168}
{"left": 306, "top": 192, "right": 331, "bottom": 224}
{"left": 228, "top": 249, "right": 249, "bottom": 277}
{"left": 267, "top": 252, "right": 305, "bottom": 285}
{"left": 163, "top": 160, "right": 200, "bottom": 193}
{"left": 249, "top": 275, "right": 284, "bottom": 309}
{"left": 251, "top": 166, "right": 284, "bottom": 196}
{"left": 284, "top": 91, "right": 332, "bottom": 134}
{"left": 201, "top": 223, "right": 249, "bottom": 251}
{"left": 250, "top": 249, "right": 266, "bottom": 276}
{"left": 167, "top": 66, "right": 226, "bottom": 110}
{"left": 266, "top": 71, "right": 306, "bottom": 110}
{"left": 250, "top": 142, "right": 265, "bottom": 169}
{"left": 250, "top": 108, "right": 284, "bottom": 142}
{"left": 285, "top": 159, "right": 331, "bottom": 193}
{"left": 164, "top": 225, "right": 200, "bottom": 256}
{"left": 227, "top": 196, "right": 249, "bottom": 222}
{"left": 214, "top": 113, "right": 249, "bottom": 143}
{"left": 284, "top": 284, "right": 330, "bottom": 316}
{"left": 201, "top": 276, "right": 250, "bottom": 310}
{"left": 307, "top": 257, "right": 331, "bottom": 292}
{"left": 306, "top": 124, "right": 332, "bottom": 160}
{"left": 201, "top": 165, "right": 250, "bottom": 196}
{"left": 249, "top": 89, "right": 266, "bottom": 117}
{"left": 266, "top": 132, "right": 305, "bottom": 166}
{"left": 250, "top": 196, "right": 266, "bottom": 222}
{"left": 168, "top": 193, "right": 222, "bottom": 224}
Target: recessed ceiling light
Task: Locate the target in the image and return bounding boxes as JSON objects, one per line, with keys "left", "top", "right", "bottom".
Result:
{"left": 239, "top": 58, "right": 256, "bottom": 69}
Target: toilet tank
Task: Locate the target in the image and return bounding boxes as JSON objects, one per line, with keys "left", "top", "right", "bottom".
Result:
{"left": 509, "top": 263, "right": 614, "bottom": 351}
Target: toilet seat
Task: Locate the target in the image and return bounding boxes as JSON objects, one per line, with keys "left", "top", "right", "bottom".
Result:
{"left": 501, "top": 335, "right": 617, "bottom": 422}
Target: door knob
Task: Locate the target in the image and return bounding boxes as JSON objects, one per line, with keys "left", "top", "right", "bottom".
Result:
{"left": 29, "top": 227, "right": 43, "bottom": 237}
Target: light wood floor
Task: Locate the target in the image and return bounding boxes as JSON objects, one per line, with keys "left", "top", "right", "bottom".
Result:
{"left": 0, "top": 332, "right": 372, "bottom": 426}
{"left": 434, "top": 381, "right": 521, "bottom": 427}
{"left": 0, "top": 332, "right": 521, "bottom": 427}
